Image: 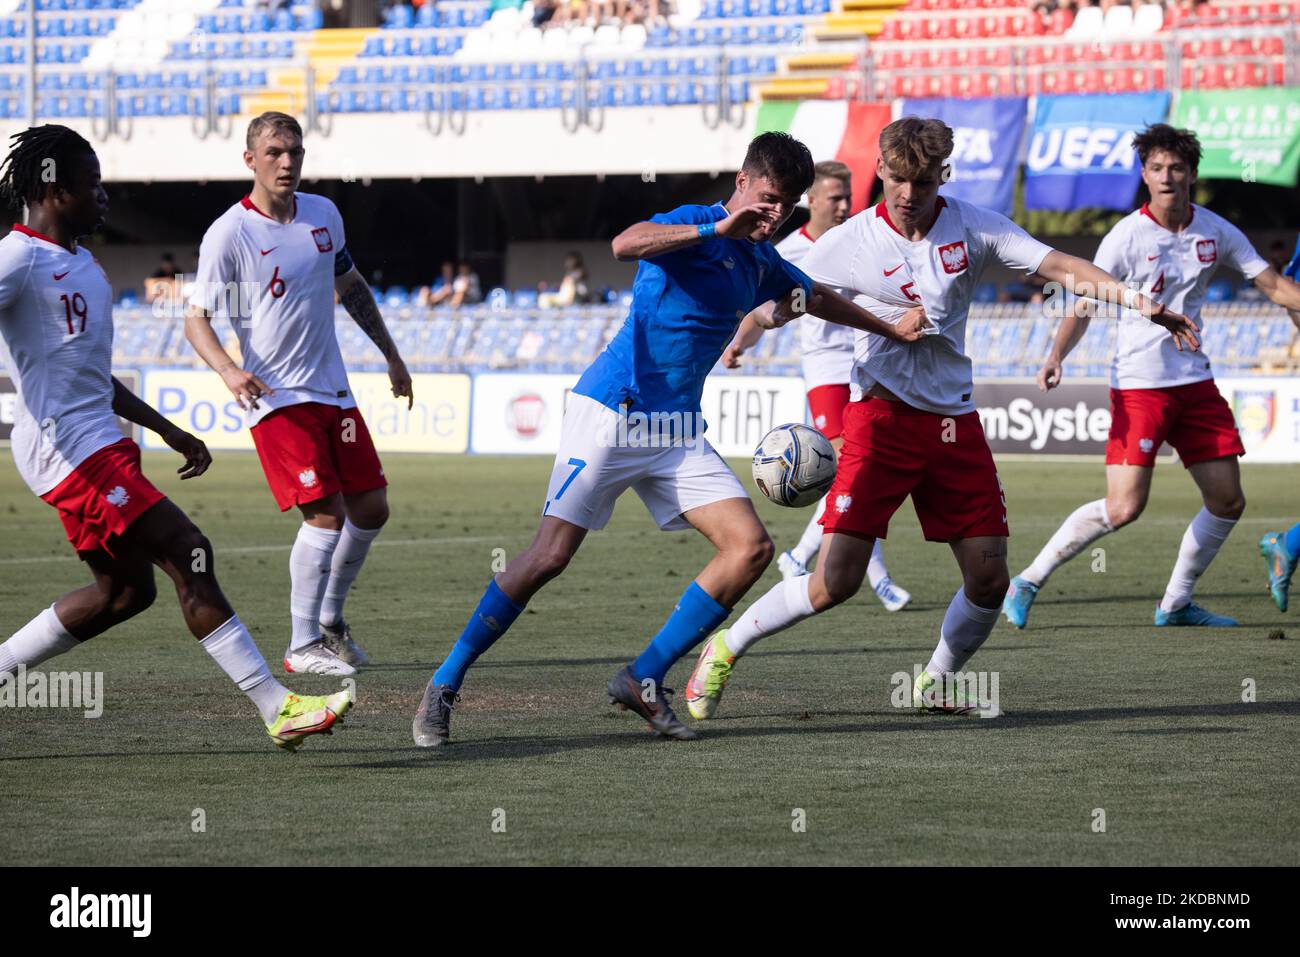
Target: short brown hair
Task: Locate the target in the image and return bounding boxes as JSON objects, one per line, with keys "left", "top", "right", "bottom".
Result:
{"left": 1133, "top": 123, "right": 1201, "bottom": 174}
{"left": 246, "top": 111, "right": 303, "bottom": 151}
{"left": 878, "top": 117, "right": 954, "bottom": 180}
{"left": 812, "top": 160, "right": 852, "bottom": 186}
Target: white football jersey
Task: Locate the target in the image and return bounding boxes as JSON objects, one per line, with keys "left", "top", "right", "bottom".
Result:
{"left": 190, "top": 192, "right": 354, "bottom": 425}
{"left": 1093, "top": 203, "right": 1269, "bottom": 390}
{"left": 0, "top": 226, "right": 124, "bottom": 496}
{"left": 775, "top": 226, "right": 854, "bottom": 390}
{"left": 799, "top": 197, "right": 1052, "bottom": 415}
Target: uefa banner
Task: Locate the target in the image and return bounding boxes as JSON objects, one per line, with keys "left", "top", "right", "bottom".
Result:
{"left": 0, "top": 370, "right": 141, "bottom": 446}
{"left": 471, "top": 373, "right": 809, "bottom": 458}
{"left": 1024, "top": 92, "right": 1171, "bottom": 211}
{"left": 1172, "top": 88, "right": 1300, "bottom": 187}
{"left": 900, "top": 96, "right": 1027, "bottom": 216}
{"left": 140, "top": 370, "right": 471, "bottom": 453}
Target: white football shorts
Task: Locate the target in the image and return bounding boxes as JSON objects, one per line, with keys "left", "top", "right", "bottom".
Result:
{"left": 541, "top": 393, "right": 748, "bottom": 532}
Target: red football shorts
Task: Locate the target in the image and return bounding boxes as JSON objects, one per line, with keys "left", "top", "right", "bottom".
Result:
{"left": 250, "top": 403, "right": 387, "bottom": 511}
{"left": 40, "top": 437, "right": 166, "bottom": 557}
{"left": 820, "top": 398, "right": 1009, "bottom": 542}
{"left": 807, "top": 383, "right": 851, "bottom": 440}
{"left": 1105, "top": 380, "right": 1244, "bottom": 469}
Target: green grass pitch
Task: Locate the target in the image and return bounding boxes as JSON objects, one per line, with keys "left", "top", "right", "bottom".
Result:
{"left": 1, "top": 451, "right": 1297, "bottom": 865}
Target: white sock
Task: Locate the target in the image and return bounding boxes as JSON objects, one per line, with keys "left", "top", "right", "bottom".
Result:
{"left": 0, "top": 605, "right": 78, "bottom": 677}
{"left": 867, "top": 540, "right": 889, "bottom": 589}
{"left": 925, "top": 588, "right": 1001, "bottom": 676}
{"left": 289, "top": 523, "right": 341, "bottom": 652}
{"left": 1020, "top": 499, "right": 1113, "bottom": 587}
{"left": 320, "top": 519, "right": 382, "bottom": 628}
{"left": 790, "top": 497, "right": 826, "bottom": 566}
{"left": 200, "top": 614, "right": 291, "bottom": 723}
{"left": 725, "top": 575, "right": 816, "bottom": 657}
{"left": 1160, "top": 507, "right": 1238, "bottom": 613}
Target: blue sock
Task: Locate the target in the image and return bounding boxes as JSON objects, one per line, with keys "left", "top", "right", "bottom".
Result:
{"left": 433, "top": 580, "right": 524, "bottom": 691}
{"left": 632, "top": 582, "right": 730, "bottom": 687}
{"left": 1284, "top": 522, "right": 1300, "bottom": 562}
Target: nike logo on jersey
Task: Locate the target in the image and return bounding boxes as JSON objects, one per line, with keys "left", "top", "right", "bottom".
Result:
{"left": 52, "top": 271, "right": 69, "bottom": 280}
{"left": 1147, "top": 254, "right": 1160, "bottom": 260}
{"left": 884, "top": 263, "right": 904, "bottom": 276}
{"left": 260, "top": 247, "right": 279, "bottom": 256}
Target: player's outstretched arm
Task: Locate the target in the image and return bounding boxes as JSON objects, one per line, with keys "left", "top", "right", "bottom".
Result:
{"left": 1251, "top": 267, "right": 1300, "bottom": 314}
{"left": 336, "top": 266, "right": 413, "bottom": 410}
{"left": 1038, "top": 300, "right": 1093, "bottom": 392}
{"left": 111, "top": 377, "right": 211, "bottom": 479}
{"left": 762, "top": 283, "right": 928, "bottom": 343}
{"left": 1035, "top": 250, "right": 1200, "bottom": 352}
{"left": 725, "top": 311, "right": 768, "bottom": 368}
{"left": 183, "top": 305, "right": 274, "bottom": 411}
{"left": 611, "top": 203, "right": 780, "bottom": 261}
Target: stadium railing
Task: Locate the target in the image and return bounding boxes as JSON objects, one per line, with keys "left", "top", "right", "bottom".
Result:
{"left": 110, "top": 302, "right": 1300, "bottom": 380}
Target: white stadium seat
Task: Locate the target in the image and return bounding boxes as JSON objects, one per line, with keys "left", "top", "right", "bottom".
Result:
{"left": 1102, "top": 5, "right": 1133, "bottom": 36}
{"left": 1132, "top": 3, "right": 1164, "bottom": 35}
{"left": 1066, "top": 5, "right": 1104, "bottom": 38}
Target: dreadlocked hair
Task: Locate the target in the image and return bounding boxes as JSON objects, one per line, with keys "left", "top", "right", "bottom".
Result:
{"left": 0, "top": 125, "right": 95, "bottom": 214}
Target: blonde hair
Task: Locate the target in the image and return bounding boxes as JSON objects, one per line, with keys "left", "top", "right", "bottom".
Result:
{"left": 246, "top": 112, "right": 303, "bottom": 151}
{"left": 812, "top": 160, "right": 852, "bottom": 185}
{"left": 878, "top": 117, "right": 953, "bottom": 180}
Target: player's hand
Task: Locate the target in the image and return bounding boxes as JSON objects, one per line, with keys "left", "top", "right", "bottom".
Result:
{"left": 219, "top": 365, "right": 274, "bottom": 411}
{"left": 1144, "top": 302, "right": 1200, "bottom": 353}
{"left": 715, "top": 203, "right": 781, "bottom": 241}
{"left": 893, "top": 306, "right": 933, "bottom": 340}
{"left": 722, "top": 343, "right": 744, "bottom": 369}
{"left": 163, "top": 427, "right": 212, "bottom": 479}
{"left": 1037, "top": 357, "right": 1064, "bottom": 392}
{"left": 388, "top": 356, "right": 414, "bottom": 410}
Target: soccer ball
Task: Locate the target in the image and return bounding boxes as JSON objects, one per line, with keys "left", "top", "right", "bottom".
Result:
{"left": 751, "top": 424, "right": 837, "bottom": 508}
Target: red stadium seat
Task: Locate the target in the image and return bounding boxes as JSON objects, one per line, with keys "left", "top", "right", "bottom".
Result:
{"left": 1081, "top": 67, "right": 1105, "bottom": 92}
{"left": 1048, "top": 8, "right": 1073, "bottom": 33}
{"left": 983, "top": 47, "right": 1012, "bottom": 67}
{"left": 926, "top": 18, "right": 955, "bottom": 39}
{"left": 1198, "top": 63, "right": 1226, "bottom": 89}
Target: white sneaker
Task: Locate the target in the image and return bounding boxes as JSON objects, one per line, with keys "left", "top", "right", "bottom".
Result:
{"left": 320, "top": 620, "right": 370, "bottom": 667}
{"left": 874, "top": 577, "right": 911, "bottom": 612}
{"left": 777, "top": 549, "right": 808, "bottom": 580}
{"left": 284, "top": 641, "right": 357, "bottom": 676}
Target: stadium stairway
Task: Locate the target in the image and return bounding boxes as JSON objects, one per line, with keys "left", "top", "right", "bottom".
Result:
{"left": 758, "top": 0, "right": 905, "bottom": 100}
{"left": 243, "top": 28, "right": 376, "bottom": 118}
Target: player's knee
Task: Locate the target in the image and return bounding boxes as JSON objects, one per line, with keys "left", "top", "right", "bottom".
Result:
{"left": 817, "top": 567, "right": 862, "bottom": 608}
{"left": 740, "top": 534, "right": 775, "bottom": 577}
{"left": 1209, "top": 491, "right": 1245, "bottom": 520}
{"left": 969, "top": 569, "right": 1010, "bottom": 609}
{"left": 530, "top": 544, "right": 574, "bottom": 583}
{"left": 113, "top": 577, "right": 158, "bottom": 620}
{"left": 1107, "top": 497, "right": 1145, "bottom": 528}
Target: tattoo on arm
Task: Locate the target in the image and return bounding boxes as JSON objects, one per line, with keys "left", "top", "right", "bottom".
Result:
{"left": 340, "top": 279, "right": 396, "bottom": 360}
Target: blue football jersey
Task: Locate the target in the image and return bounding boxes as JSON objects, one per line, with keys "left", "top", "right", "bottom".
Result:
{"left": 574, "top": 203, "right": 813, "bottom": 417}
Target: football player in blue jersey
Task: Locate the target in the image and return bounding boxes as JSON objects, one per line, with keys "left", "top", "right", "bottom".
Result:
{"left": 412, "top": 132, "right": 929, "bottom": 746}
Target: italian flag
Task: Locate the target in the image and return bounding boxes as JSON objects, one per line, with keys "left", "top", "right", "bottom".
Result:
{"left": 754, "top": 100, "right": 893, "bottom": 215}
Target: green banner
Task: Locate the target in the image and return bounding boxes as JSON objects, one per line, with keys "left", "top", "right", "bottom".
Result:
{"left": 1172, "top": 88, "right": 1300, "bottom": 186}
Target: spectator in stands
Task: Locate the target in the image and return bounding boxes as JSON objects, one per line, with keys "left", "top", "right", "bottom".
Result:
{"left": 539, "top": 251, "right": 590, "bottom": 308}
{"left": 450, "top": 261, "right": 482, "bottom": 309}
{"left": 151, "top": 252, "right": 179, "bottom": 280}
{"left": 420, "top": 260, "right": 456, "bottom": 307}
{"left": 533, "top": 0, "right": 560, "bottom": 27}
{"left": 1267, "top": 240, "right": 1292, "bottom": 275}
{"left": 144, "top": 252, "right": 180, "bottom": 305}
